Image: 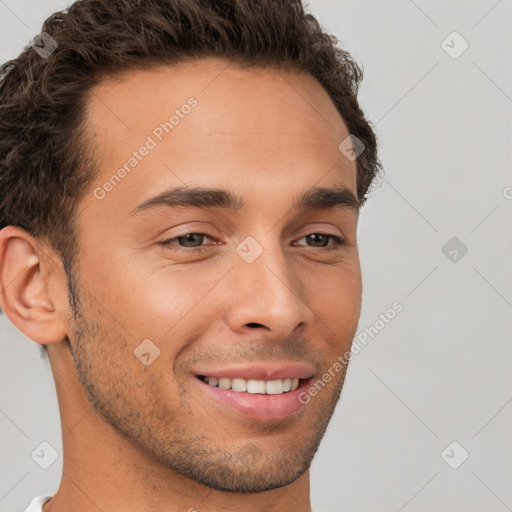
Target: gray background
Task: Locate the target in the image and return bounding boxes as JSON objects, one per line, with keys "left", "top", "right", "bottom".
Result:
{"left": 1, "top": 1, "right": 511, "bottom": 511}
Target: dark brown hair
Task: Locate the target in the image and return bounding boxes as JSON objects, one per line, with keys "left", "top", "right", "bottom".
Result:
{"left": 0, "top": 0, "right": 383, "bottom": 356}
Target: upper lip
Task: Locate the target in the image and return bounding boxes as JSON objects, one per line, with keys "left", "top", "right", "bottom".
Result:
{"left": 194, "top": 363, "right": 315, "bottom": 381}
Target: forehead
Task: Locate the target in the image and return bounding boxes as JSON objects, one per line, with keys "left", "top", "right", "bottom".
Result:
{"left": 81, "top": 58, "right": 356, "bottom": 217}
{"left": 85, "top": 58, "right": 348, "bottom": 133}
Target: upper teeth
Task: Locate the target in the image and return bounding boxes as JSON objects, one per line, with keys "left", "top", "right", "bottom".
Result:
{"left": 202, "top": 376, "right": 300, "bottom": 394}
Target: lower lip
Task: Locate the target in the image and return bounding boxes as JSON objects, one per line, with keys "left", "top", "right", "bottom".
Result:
{"left": 194, "top": 376, "right": 312, "bottom": 421}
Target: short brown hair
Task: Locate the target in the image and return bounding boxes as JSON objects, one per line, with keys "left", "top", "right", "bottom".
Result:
{"left": 0, "top": 0, "right": 383, "bottom": 353}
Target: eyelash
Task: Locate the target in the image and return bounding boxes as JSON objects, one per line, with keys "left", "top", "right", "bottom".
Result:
{"left": 158, "top": 232, "right": 346, "bottom": 252}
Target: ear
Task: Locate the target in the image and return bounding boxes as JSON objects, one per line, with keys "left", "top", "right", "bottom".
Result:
{"left": 0, "top": 226, "right": 69, "bottom": 345}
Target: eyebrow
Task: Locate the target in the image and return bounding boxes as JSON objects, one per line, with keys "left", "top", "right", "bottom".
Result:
{"left": 129, "top": 184, "right": 360, "bottom": 216}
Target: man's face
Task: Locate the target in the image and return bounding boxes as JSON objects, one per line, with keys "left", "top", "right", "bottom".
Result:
{"left": 66, "top": 58, "right": 362, "bottom": 492}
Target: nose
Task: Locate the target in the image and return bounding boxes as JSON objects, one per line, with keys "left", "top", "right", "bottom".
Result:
{"left": 223, "top": 239, "right": 310, "bottom": 338}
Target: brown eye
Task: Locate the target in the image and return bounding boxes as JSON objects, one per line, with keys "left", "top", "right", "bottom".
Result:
{"left": 295, "top": 234, "right": 345, "bottom": 249}
{"left": 160, "top": 233, "right": 214, "bottom": 249}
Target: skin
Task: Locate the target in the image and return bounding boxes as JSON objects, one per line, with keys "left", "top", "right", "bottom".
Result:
{"left": 0, "top": 57, "right": 362, "bottom": 512}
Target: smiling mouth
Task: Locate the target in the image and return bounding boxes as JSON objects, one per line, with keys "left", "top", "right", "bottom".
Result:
{"left": 194, "top": 374, "right": 313, "bottom": 421}
{"left": 197, "top": 375, "right": 304, "bottom": 395}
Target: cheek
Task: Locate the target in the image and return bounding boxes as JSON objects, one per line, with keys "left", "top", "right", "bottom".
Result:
{"left": 99, "top": 259, "right": 223, "bottom": 345}
{"left": 308, "top": 262, "right": 362, "bottom": 342}
{"left": 81, "top": 236, "right": 361, "bottom": 352}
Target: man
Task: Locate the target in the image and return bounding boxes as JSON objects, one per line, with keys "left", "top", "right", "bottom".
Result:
{"left": 0, "top": 0, "right": 382, "bottom": 510}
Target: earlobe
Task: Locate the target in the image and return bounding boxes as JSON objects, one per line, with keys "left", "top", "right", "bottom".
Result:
{"left": 0, "top": 226, "right": 68, "bottom": 345}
